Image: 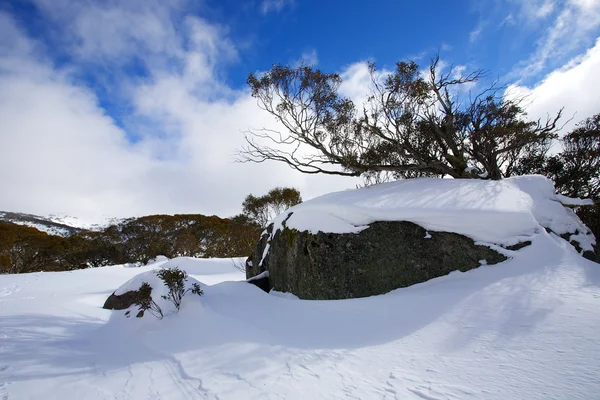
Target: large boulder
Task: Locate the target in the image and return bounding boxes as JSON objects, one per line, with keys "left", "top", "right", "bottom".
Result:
{"left": 102, "top": 268, "right": 204, "bottom": 315}
{"left": 247, "top": 220, "right": 507, "bottom": 300}
{"left": 246, "top": 176, "right": 598, "bottom": 300}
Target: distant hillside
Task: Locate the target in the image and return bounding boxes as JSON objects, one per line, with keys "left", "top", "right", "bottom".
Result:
{"left": 0, "top": 211, "right": 125, "bottom": 236}
{"left": 0, "top": 211, "right": 88, "bottom": 237}
{"left": 0, "top": 212, "right": 260, "bottom": 274}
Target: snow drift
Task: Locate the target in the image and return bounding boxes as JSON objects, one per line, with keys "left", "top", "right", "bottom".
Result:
{"left": 1, "top": 177, "right": 599, "bottom": 399}
{"left": 270, "top": 174, "right": 595, "bottom": 250}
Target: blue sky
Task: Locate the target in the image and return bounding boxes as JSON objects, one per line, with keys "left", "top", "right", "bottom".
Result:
{"left": 1, "top": 0, "right": 600, "bottom": 219}
{"left": 6, "top": 0, "right": 594, "bottom": 89}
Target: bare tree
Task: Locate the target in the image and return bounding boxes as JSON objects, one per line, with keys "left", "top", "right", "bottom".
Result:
{"left": 239, "top": 56, "right": 562, "bottom": 181}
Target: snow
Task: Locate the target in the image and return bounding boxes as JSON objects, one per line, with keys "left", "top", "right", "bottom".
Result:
{"left": 46, "top": 213, "right": 124, "bottom": 231}
{"left": 1, "top": 177, "right": 599, "bottom": 399}
{"left": 271, "top": 175, "right": 595, "bottom": 251}
{"left": 1, "top": 236, "right": 599, "bottom": 399}
{"left": 147, "top": 255, "right": 170, "bottom": 264}
{"left": 246, "top": 270, "right": 269, "bottom": 282}
{"left": 7, "top": 219, "right": 73, "bottom": 237}
{"left": 0, "top": 211, "right": 122, "bottom": 236}
{"left": 113, "top": 268, "right": 204, "bottom": 318}
{"left": 269, "top": 289, "right": 300, "bottom": 300}
{"left": 555, "top": 194, "right": 595, "bottom": 206}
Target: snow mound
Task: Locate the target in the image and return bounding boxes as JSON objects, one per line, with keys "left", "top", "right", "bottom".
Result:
{"left": 159, "top": 257, "right": 245, "bottom": 277}
{"left": 271, "top": 175, "right": 595, "bottom": 251}
{"left": 114, "top": 269, "right": 204, "bottom": 317}
{"left": 147, "top": 255, "right": 169, "bottom": 264}
{"left": 1, "top": 227, "right": 599, "bottom": 398}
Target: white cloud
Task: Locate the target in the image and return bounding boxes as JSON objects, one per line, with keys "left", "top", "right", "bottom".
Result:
{"left": 536, "top": 0, "right": 556, "bottom": 18}
{"left": 338, "top": 62, "right": 373, "bottom": 105}
{"left": 470, "top": 0, "right": 600, "bottom": 81}
{"left": 0, "top": 8, "right": 355, "bottom": 221}
{"left": 441, "top": 43, "right": 453, "bottom": 52}
{"left": 294, "top": 49, "right": 318, "bottom": 67}
{"left": 506, "top": 37, "right": 600, "bottom": 136}
{"left": 500, "top": 13, "right": 516, "bottom": 26}
{"left": 33, "top": 0, "right": 183, "bottom": 63}
{"left": 0, "top": 30, "right": 153, "bottom": 218}
{"left": 469, "top": 22, "right": 484, "bottom": 43}
{"left": 2, "top": 0, "right": 598, "bottom": 223}
{"left": 260, "top": 0, "right": 293, "bottom": 15}
{"left": 503, "top": 0, "right": 557, "bottom": 23}
{"left": 569, "top": 0, "right": 600, "bottom": 11}
{"left": 508, "top": 0, "right": 600, "bottom": 79}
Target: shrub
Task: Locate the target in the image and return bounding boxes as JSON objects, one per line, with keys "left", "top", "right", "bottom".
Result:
{"left": 130, "top": 268, "right": 204, "bottom": 319}
{"left": 134, "top": 282, "right": 164, "bottom": 319}
{"left": 156, "top": 267, "right": 203, "bottom": 311}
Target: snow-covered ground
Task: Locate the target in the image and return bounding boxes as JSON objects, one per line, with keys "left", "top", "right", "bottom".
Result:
{"left": 1, "top": 239, "right": 599, "bottom": 399}
{"left": 1, "top": 176, "right": 599, "bottom": 399}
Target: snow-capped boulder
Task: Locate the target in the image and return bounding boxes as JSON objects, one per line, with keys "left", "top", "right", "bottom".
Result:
{"left": 248, "top": 220, "right": 507, "bottom": 300}
{"left": 247, "top": 175, "right": 597, "bottom": 300}
{"left": 102, "top": 268, "right": 204, "bottom": 317}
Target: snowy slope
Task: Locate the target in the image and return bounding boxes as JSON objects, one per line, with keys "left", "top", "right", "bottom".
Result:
{"left": 1, "top": 240, "right": 599, "bottom": 399}
{"left": 0, "top": 211, "right": 123, "bottom": 237}
{"left": 1, "top": 176, "right": 599, "bottom": 399}
{"left": 46, "top": 213, "right": 124, "bottom": 231}
{"left": 0, "top": 211, "right": 86, "bottom": 237}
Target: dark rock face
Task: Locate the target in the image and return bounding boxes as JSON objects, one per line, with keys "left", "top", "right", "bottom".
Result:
{"left": 582, "top": 249, "right": 599, "bottom": 263}
{"left": 103, "top": 290, "right": 140, "bottom": 310}
{"left": 247, "top": 274, "right": 271, "bottom": 293}
{"left": 556, "top": 231, "right": 599, "bottom": 263}
{"left": 246, "top": 224, "right": 272, "bottom": 280}
{"left": 247, "top": 221, "right": 507, "bottom": 300}
{"left": 504, "top": 241, "right": 532, "bottom": 251}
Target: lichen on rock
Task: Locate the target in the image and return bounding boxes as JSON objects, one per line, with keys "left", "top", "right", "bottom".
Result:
{"left": 247, "top": 221, "right": 508, "bottom": 300}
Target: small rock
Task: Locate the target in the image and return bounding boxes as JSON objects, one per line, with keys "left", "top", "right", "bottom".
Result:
{"left": 247, "top": 271, "right": 270, "bottom": 293}
{"left": 103, "top": 290, "right": 140, "bottom": 310}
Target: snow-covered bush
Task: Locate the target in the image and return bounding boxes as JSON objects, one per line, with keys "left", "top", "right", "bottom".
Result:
{"left": 156, "top": 267, "right": 203, "bottom": 311}
{"left": 123, "top": 267, "right": 203, "bottom": 319}
{"left": 133, "top": 282, "right": 164, "bottom": 319}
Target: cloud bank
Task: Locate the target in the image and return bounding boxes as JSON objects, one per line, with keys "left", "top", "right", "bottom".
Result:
{"left": 0, "top": 0, "right": 598, "bottom": 222}
{"left": 0, "top": 2, "right": 357, "bottom": 220}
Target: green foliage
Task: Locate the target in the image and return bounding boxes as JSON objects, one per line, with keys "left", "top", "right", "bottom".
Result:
{"left": 0, "top": 222, "right": 69, "bottom": 274}
{"left": 156, "top": 267, "right": 203, "bottom": 311}
{"left": 116, "top": 214, "right": 261, "bottom": 262}
{"left": 132, "top": 267, "right": 203, "bottom": 319}
{"left": 190, "top": 282, "right": 203, "bottom": 296}
{"left": 546, "top": 114, "right": 599, "bottom": 200}
{"left": 0, "top": 212, "right": 262, "bottom": 274}
{"left": 242, "top": 187, "right": 302, "bottom": 228}
{"left": 134, "top": 282, "right": 163, "bottom": 319}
